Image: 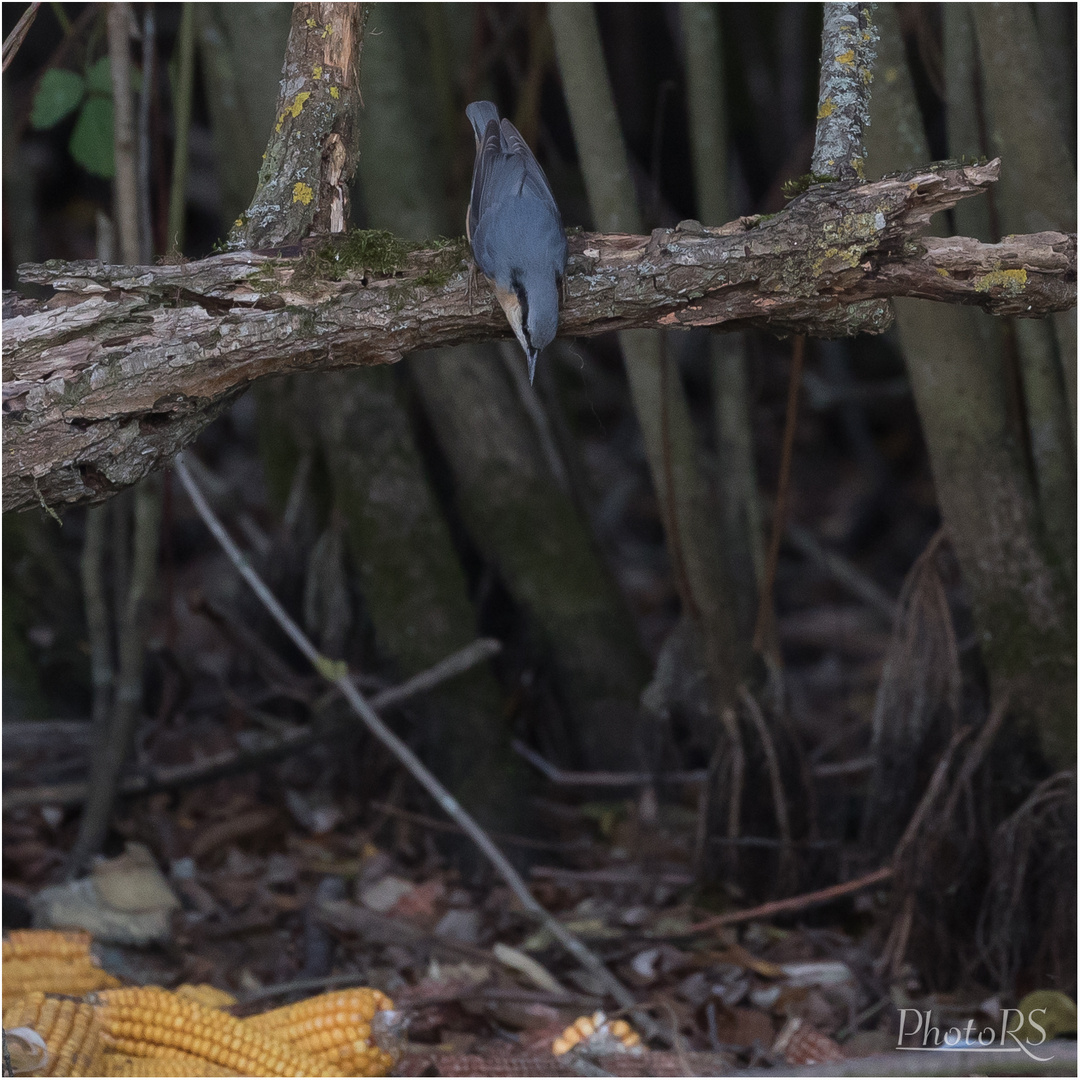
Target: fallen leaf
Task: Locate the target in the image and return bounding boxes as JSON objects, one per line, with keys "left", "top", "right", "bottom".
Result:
{"left": 360, "top": 874, "right": 415, "bottom": 913}
{"left": 493, "top": 942, "right": 568, "bottom": 995}
{"left": 392, "top": 877, "right": 446, "bottom": 925}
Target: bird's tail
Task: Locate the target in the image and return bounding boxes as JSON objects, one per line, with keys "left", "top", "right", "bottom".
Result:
{"left": 466, "top": 100, "right": 501, "bottom": 144}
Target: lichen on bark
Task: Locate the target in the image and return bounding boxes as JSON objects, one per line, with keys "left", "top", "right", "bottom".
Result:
{"left": 811, "top": 2, "right": 879, "bottom": 181}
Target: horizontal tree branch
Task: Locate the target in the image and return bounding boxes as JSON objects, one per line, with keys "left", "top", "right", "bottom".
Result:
{"left": 3, "top": 158, "right": 1075, "bottom": 513}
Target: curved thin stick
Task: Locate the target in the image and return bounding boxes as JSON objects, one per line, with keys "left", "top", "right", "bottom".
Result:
{"left": 753, "top": 334, "right": 805, "bottom": 657}
{"left": 687, "top": 865, "right": 894, "bottom": 933}
{"left": 739, "top": 686, "right": 795, "bottom": 888}
{"left": 172, "top": 454, "right": 655, "bottom": 1038}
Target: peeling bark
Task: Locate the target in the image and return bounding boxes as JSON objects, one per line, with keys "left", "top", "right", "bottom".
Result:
{"left": 3, "top": 160, "right": 1075, "bottom": 514}
{"left": 227, "top": 3, "right": 366, "bottom": 249}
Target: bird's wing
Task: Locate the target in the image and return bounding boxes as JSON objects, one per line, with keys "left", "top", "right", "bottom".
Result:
{"left": 468, "top": 117, "right": 507, "bottom": 246}
{"left": 468, "top": 110, "right": 566, "bottom": 280}
{"left": 499, "top": 118, "right": 562, "bottom": 221}
{"left": 466, "top": 100, "right": 501, "bottom": 145}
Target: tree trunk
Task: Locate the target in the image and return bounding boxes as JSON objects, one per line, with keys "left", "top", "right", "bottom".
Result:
{"left": 865, "top": 3, "right": 1075, "bottom": 770}
{"left": 550, "top": 2, "right": 753, "bottom": 732}
{"left": 682, "top": 3, "right": 765, "bottom": 641}
{"left": 359, "top": 2, "right": 650, "bottom": 769}
{"left": 971, "top": 3, "right": 1077, "bottom": 581}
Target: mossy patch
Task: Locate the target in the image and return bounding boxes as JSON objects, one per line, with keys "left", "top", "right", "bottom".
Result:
{"left": 412, "top": 236, "right": 470, "bottom": 288}
{"left": 781, "top": 172, "right": 839, "bottom": 199}
{"left": 247, "top": 231, "right": 469, "bottom": 298}
{"left": 312, "top": 230, "right": 413, "bottom": 278}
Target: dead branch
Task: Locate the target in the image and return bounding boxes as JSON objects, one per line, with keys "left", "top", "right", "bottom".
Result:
{"left": 685, "top": 865, "right": 895, "bottom": 932}
{"left": 3, "top": 158, "right": 1076, "bottom": 513}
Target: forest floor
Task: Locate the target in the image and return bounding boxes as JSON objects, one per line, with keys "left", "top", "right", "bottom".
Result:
{"left": 3, "top": 333, "right": 1074, "bottom": 1076}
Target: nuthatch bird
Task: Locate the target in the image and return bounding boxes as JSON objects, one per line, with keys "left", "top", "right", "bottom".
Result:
{"left": 466, "top": 101, "right": 568, "bottom": 384}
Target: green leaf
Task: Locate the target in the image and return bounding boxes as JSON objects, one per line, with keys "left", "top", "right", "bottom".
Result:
{"left": 30, "top": 69, "right": 85, "bottom": 129}
{"left": 84, "top": 56, "right": 112, "bottom": 95}
{"left": 84, "top": 55, "right": 142, "bottom": 98}
{"left": 69, "top": 96, "right": 114, "bottom": 178}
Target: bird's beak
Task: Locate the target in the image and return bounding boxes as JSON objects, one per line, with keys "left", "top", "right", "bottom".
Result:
{"left": 527, "top": 348, "right": 539, "bottom": 385}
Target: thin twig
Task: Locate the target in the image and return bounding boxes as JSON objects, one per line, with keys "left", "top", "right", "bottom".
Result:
{"left": 785, "top": 522, "right": 898, "bottom": 623}
{"left": 811, "top": 755, "right": 874, "bottom": 779}
{"left": 66, "top": 12, "right": 158, "bottom": 875}
{"left": 891, "top": 724, "right": 972, "bottom": 867}
{"left": 739, "top": 686, "right": 795, "bottom": 888}
{"left": 2, "top": 1, "right": 40, "bottom": 72}
{"left": 710, "top": 836, "right": 840, "bottom": 850}
{"left": 3, "top": 638, "right": 506, "bottom": 810}
{"left": 530, "top": 865, "right": 694, "bottom": 887}
{"left": 718, "top": 705, "right": 745, "bottom": 868}
{"left": 875, "top": 890, "right": 915, "bottom": 979}
{"left": 692, "top": 733, "right": 725, "bottom": 877}
{"left": 172, "top": 453, "right": 655, "bottom": 1038}
{"left": 108, "top": 2, "right": 139, "bottom": 265}
{"left": 166, "top": 2, "right": 195, "bottom": 251}
{"left": 136, "top": 5, "right": 155, "bottom": 265}
{"left": 501, "top": 340, "right": 571, "bottom": 494}
{"left": 686, "top": 865, "right": 894, "bottom": 933}
{"left": 657, "top": 334, "right": 699, "bottom": 623}
{"left": 938, "top": 690, "right": 1010, "bottom": 826}
{"left": 373, "top": 639, "right": 500, "bottom": 709}
{"left": 67, "top": 478, "right": 162, "bottom": 875}
{"left": 753, "top": 334, "right": 805, "bottom": 655}
{"left": 11, "top": 2, "right": 96, "bottom": 146}
{"left": 512, "top": 739, "right": 707, "bottom": 787}
{"left": 879, "top": 694, "right": 1011, "bottom": 978}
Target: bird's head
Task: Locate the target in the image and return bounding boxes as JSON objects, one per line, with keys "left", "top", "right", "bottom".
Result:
{"left": 493, "top": 272, "right": 560, "bottom": 384}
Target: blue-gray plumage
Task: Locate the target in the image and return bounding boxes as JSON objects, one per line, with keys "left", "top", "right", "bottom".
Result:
{"left": 466, "top": 101, "right": 568, "bottom": 384}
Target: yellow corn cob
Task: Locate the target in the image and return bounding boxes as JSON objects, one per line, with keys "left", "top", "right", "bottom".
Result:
{"left": 244, "top": 987, "right": 394, "bottom": 1039}
{"left": 93, "top": 986, "right": 344, "bottom": 1077}
{"left": 552, "top": 1012, "right": 594, "bottom": 1055}
{"left": 3, "top": 930, "right": 94, "bottom": 962}
{"left": 243, "top": 988, "right": 396, "bottom": 1077}
{"left": 552, "top": 1011, "right": 642, "bottom": 1055}
{"left": 101, "top": 1050, "right": 241, "bottom": 1076}
{"left": 608, "top": 1018, "right": 641, "bottom": 1049}
{"left": 310, "top": 1043, "right": 396, "bottom": 1078}
{"left": 3, "top": 957, "right": 122, "bottom": 1000}
{"left": 2, "top": 991, "right": 103, "bottom": 1077}
{"left": 174, "top": 983, "right": 239, "bottom": 1009}
{"left": 3, "top": 929, "right": 122, "bottom": 1002}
